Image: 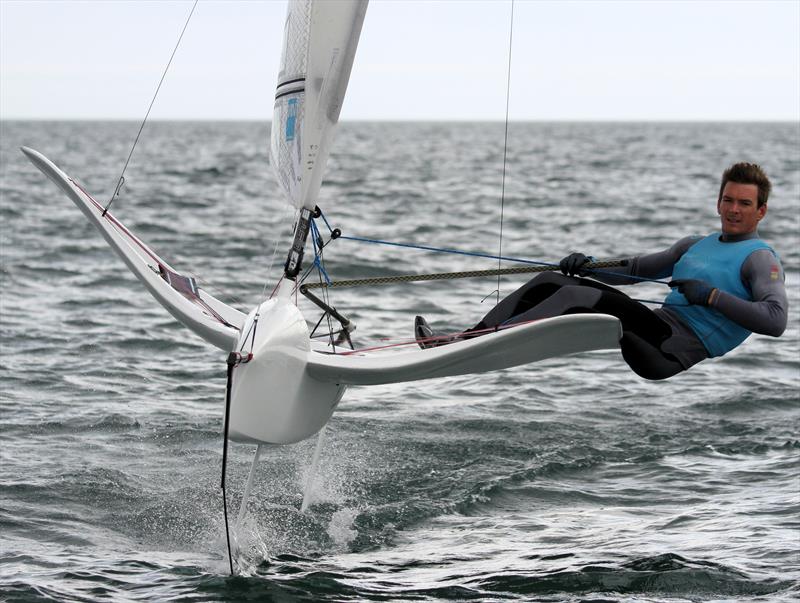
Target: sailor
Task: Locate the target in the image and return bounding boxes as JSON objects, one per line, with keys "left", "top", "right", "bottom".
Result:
{"left": 414, "top": 162, "right": 788, "bottom": 380}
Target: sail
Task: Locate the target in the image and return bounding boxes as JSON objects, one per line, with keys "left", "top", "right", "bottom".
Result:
{"left": 270, "top": 0, "right": 367, "bottom": 211}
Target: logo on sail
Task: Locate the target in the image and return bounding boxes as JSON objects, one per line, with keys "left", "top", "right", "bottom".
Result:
{"left": 286, "top": 98, "right": 298, "bottom": 142}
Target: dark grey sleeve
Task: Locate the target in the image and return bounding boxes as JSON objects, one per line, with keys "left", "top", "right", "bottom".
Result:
{"left": 712, "top": 249, "right": 788, "bottom": 336}
{"left": 590, "top": 236, "right": 702, "bottom": 285}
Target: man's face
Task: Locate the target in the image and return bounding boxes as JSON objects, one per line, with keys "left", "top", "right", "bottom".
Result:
{"left": 717, "top": 182, "right": 766, "bottom": 236}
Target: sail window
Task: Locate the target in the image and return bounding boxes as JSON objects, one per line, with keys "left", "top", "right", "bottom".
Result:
{"left": 158, "top": 264, "right": 199, "bottom": 298}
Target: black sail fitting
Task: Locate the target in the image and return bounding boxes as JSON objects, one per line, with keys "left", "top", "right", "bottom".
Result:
{"left": 284, "top": 207, "right": 314, "bottom": 279}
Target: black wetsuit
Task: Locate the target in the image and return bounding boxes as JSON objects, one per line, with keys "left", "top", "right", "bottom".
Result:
{"left": 467, "top": 233, "right": 788, "bottom": 380}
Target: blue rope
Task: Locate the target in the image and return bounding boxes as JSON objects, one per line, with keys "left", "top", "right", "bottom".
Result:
{"left": 314, "top": 209, "right": 674, "bottom": 294}
{"left": 340, "top": 234, "right": 555, "bottom": 267}
{"left": 339, "top": 234, "right": 671, "bottom": 287}
{"left": 310, "top": 220, "right": 321, "bottom": 254}
{"left": 309, "top": 220, "right": 332, "bottom": 286}
{"left": 313, "top": 256, "right": 332, "bottom": 286}
{"left": 318, "top": 211, "right": 335, "bottom": 232}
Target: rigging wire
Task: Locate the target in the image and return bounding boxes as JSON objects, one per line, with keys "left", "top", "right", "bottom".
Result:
{"left": 495, "top": 0, "right": 515, "bottom": 304}
{"left": 308, "top": 206, "right": 679, "bottom": 288}
{"left": 310, "top": 221, "right": 337, "bottom": 349}
{"left": 102, "top": 0, "right": 199, "bottom": 217}
{"left": 337, "top": 234, "right": 668, "bottom": 284}
{"left": 314, "top": 205, "right": 671, "bottom": 288}
{"left": 262, "top": 203, "right": 297, "bottom": 301}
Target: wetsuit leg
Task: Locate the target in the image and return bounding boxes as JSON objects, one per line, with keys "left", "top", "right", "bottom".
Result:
{"left": 618, "top": 332, "right": 684, "bottom": 380}
{"left": 469, "top": 274, "right": 684, "bottom": 380}
{"left": 471, "top": 272, "right": 622, "bottom": 332}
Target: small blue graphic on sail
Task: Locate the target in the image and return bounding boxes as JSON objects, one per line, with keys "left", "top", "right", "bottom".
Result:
{"left": 285, "top": 98, "right": 297, "bottom": 142}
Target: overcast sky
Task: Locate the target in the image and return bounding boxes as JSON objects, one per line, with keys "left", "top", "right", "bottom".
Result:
{"left": 1, "top": 0, "right": 798, "bottom": 121}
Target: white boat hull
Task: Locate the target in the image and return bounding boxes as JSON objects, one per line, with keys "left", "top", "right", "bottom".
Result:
{"left": 229, "top": 294, "right": 346, "bottom": 445}
{"left": 23, "top": 146, "right": 623, "bottom": 448}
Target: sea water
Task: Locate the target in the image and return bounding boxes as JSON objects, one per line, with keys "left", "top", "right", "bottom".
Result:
{"left": 1, "top": 121, "right": 798, "bottom": 602}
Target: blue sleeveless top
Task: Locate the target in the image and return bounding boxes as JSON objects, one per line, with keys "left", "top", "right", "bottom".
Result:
{"left": 664, "top": 233, "right": 773, "bottom": 357}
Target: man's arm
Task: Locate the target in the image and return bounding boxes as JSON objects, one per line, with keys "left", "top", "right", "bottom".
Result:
{"left": 588, "top": 236, "right": 701, "bottom": 285}
{"left": 712, "top": 249, "right": 788, "bottom": 336}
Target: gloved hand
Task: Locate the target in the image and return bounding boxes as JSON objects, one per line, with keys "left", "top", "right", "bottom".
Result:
{"left": 669, "top": 279, "right": 718, "bottom": 306}
{"left": 559, "top": 252, "right": 592, "bottom": 276}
